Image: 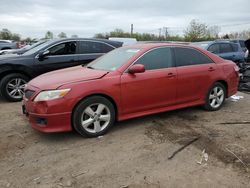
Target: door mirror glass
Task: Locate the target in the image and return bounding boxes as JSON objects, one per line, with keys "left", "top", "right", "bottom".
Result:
{"left": 128, "top": 64, "right": 145, "bottom": 74}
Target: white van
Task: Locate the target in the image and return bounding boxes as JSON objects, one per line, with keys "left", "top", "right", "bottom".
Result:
{"left": 109, "top": 37, "right": 137, "bottom": 46}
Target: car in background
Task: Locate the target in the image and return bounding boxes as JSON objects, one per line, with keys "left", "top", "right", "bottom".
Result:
{"left": 23, "top": 43, "right": 239, "bottom": 137}
{"left": 229, "top": 39, "right": 247, "bottom": 52}
{"left": 0, "top": 40, "right": 20, "bottom": 50}
{"left": 0, "top": 40, "right": 48, "bottom": 55}
{"left": 109, "top": 37, "right": 137, "bottom": 46}
{"left": 192, "top": 41, "right": 245, "bottom": 63}
{"left": 0, "top": 38, "right": 122, "bottom": 102}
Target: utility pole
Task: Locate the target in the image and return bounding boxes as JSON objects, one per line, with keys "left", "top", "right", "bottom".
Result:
{"left": 159, "top": 28, "right": 162, "bottom": 38}
{"left": 130, "top": 24, "right": 134, "bottom": 36}
{"left": 163, "top": 27, "right": 169, "bottom": 39}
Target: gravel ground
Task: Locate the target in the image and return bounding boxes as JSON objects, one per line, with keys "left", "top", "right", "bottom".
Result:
{"left": 0, "top": 92, "right": 250, "bottom": 188}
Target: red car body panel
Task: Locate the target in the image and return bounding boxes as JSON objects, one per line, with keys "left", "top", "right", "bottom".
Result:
{"left": 23, "top": 43, "right": 239, "bottom": 133}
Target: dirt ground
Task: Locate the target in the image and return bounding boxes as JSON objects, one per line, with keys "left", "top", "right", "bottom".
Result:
{"left": 0, "top": 92, "right": 250, "bottom": 188}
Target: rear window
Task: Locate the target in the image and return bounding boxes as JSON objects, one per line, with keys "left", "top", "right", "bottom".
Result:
{"left": 239, "top": 41, "right": 246, "bottom": 48}
{"left": 79, "top": 41, "right": 114, "bottom": 54}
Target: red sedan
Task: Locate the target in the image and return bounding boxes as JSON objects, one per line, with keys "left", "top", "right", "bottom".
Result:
{"left": 23, "top": 43, "right": 239, "bottom": 137}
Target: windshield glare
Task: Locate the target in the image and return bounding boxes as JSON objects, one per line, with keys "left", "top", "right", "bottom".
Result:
{"left": 87, "top": 48, "right": 141, "bottom": 71}
{"left": 22, "top": 40, "right": 54, "bottom": 55}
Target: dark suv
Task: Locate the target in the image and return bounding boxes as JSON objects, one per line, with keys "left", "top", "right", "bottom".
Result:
{"left": 0, "top": 38, "right": 122, "bottom": 101}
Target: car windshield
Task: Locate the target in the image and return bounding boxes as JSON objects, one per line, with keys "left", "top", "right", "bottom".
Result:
{"left": 22, "top": 40, "right": 55, "bottom": 55}
{"left": 191, "top": 42, "right": 210, "bottom": 49}
{"left": 22, "top": 40, "right": 48, "bottom": 50}
{"left": 87, "top": 48, "right": 141, "bottom": 71}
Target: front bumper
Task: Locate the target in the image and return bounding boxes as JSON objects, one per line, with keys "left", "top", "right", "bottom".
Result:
{"left": 22, "top": 98, "right": 72, "bottom": 133}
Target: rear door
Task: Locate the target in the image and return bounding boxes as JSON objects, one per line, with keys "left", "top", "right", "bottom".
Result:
{"left": 77, "top": 41, "right": 115, "bottom": 65}
{"left": 218, "top": 43, "right": 235, "bottom": 60}
{"left": 174, "top": 47, "right": 217, "bottom": 104}
{"left": 120, "top": 47, "right": 177, "bottom": 114}
{"left": 34, "top": 41, "right": 78, "bottom": 75}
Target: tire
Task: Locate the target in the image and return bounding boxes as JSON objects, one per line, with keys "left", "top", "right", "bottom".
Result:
{"left": 0, "top": 73, "right": 29, "bottom": 102}
{"left": 204, "top": 82, "right": 226, "bottom": 111}
{"left": 72, "top": 96, "right": 116, "bottom": 137}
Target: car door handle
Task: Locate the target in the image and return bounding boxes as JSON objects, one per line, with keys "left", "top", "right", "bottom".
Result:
{"left": 208, "top": 67, "right": 215, "bottom": 72}
{"left": 166, "top": 72, "right": 176, "bottom": 78}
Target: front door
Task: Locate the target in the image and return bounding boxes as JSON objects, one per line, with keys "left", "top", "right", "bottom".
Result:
{"left": 120, "top": 47, "right": 177, "bottom": 115}
{"left": 34, "top": 41, "right": 79, "bottom": 75}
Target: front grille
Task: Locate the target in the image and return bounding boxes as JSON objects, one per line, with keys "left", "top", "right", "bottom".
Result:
{"left": 24, "top": 90, "right": 35, "bottom": 99}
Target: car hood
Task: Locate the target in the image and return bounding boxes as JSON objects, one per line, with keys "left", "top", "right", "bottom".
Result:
{"left": 0, "top": 53, "right": 29, "bottom": 62}
{"left": 28, "top": 66, "right": 109, "bottom": 90}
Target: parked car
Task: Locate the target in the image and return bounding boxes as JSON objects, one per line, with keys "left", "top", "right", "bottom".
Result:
{"left": 0, "top": 40, "right": 19, "bottom": 50}
{"left": 0, "top": 40, "right": 48, "bottom": 55}
{"left": 192, "top": 41, "right": 245, "bottom": 63}
{"left": 229, "top": 39, "right": 247, "bottom": 52}
{"left": 0, "top": 38, "right": 122, "bottom": 102}
{"left": 22, "top": 43, "right": 239, "bottom": 137}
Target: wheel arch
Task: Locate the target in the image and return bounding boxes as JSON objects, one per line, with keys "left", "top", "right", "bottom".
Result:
{"left": 0, "top": 68, "right": 32, "bottom": 81}
{"left": 214, "top": 80, "right": 228, "bottom": 97}
{"left": 71, "top": 93, "right": 119, "bottom": 129}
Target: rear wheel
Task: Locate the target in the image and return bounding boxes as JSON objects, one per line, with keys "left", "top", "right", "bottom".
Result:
{"left": 204, "top": 82, "right": 226, "bottom": 111}
{"left": 73, "top": 96, "right": 116, "bottom": 137}
{"left": 0, "top": 73, "right": 28, "bottom": 102}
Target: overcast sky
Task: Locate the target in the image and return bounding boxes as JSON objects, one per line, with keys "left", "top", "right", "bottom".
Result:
{"left": 0, "top": 0, "right": 250, "bottom": 39}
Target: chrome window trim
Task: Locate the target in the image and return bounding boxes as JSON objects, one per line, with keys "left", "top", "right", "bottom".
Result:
{"left": 123, "top": 46, "right": 215, "bottom": 74}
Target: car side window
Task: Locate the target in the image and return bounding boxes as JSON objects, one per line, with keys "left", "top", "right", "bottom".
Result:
{"left": 231, "top": 44, "right": 239, "bottom": 52}
{"left": 220, "top": 43, "right": 233, "bottom": 53}
{"left": 134, "top": 47, "right": 173, "bottom": 70}
{"left": 239, "top": 41, "right": 246, "bottom": 48}
{"left": 79, "top": 41, "right": 114, "bottom": 54}
{"left": 175, "top": 47, "right": 213, "bottom": 67}
{"left": 48, "top": 42, "right": 76, "bottom": 56}
{"left": 208, "top": 44, "right": 220, "bottom": 54}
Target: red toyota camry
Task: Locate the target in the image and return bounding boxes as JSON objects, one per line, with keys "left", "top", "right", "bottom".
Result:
{"left": 22, "top": 43, "right": 239, "bottom": 137}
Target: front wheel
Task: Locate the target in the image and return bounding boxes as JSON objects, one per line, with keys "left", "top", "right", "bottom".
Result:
{"left": 72, "top": 96, "right": 116, "bottom": 137}
{"left": 204, "top": 82, "right": 226, "bottom": 111}
{"left": 0, "top": 73, "right": 29, "bottom": 102}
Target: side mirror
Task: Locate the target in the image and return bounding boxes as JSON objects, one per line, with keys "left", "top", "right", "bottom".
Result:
{"left": 128, "top": 64, "right": 145, "bottom": 74}
{"left": 38, "top": 50, "right": 49, "bottom": 60}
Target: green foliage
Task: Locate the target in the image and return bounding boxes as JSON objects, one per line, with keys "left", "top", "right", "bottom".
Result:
{"left": 94, "top": 28, "right": 186, "bottom": 42}
{"left": 45, "top": 31, "right": 54, "bottom": 39}
{"left": 0, "top": 28, "right": 21, "bottom": 41}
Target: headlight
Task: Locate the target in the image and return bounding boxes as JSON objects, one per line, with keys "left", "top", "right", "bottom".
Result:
{"left": 34, "top": 89, "right": 71, "bottom": 102}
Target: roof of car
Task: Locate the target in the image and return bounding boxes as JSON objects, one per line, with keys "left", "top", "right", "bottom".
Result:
{"left": 47, "top": 38, "right": 123, "bottom": 47}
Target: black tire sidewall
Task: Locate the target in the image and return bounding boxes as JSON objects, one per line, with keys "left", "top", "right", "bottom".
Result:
{"left": 73, "top": 96, "right": 116, "bottom": 137}
{"left": 0, "top": 73, "right": 29, "bottom": 102}
{"left": 204, "top": 82, "right": 226, "bottom": 111}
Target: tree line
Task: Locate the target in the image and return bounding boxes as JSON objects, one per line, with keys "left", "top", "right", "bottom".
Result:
{"left": 1, "top": 20, "right": 250, "bottom": 42}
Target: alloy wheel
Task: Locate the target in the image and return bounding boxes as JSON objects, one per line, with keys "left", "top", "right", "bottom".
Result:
{"left": 6, "top": 78, "right": 27, "bottom": 99}
{"left": 81, "top": 103, "right": 111, "bottom": 134}
{"left": 209, "top": 86, "right": 224, "bottom": 109}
